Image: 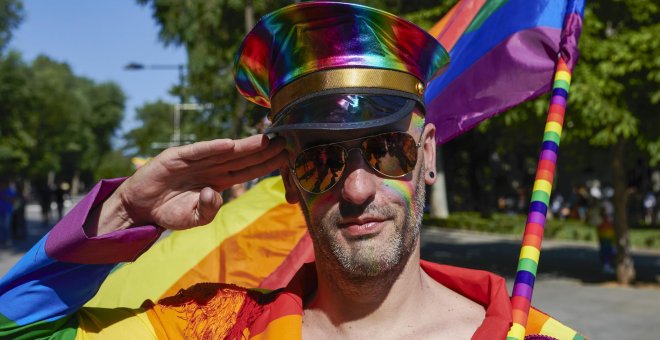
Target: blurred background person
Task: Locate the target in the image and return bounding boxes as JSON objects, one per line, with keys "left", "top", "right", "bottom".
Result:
{"left": 54, "top": 182, "right": 70, "bottom": 221}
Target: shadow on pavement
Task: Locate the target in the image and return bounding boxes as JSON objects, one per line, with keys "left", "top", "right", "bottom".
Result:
{"left": 420, "top": 229, "right": 660, "bottom": 285}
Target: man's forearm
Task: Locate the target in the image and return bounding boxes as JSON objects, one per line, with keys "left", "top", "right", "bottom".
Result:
{"left": 0, "top": 179, "right": 163, "bottom": 337}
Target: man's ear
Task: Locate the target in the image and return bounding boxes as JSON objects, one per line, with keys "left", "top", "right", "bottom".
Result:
{"left": 422, "top": 123, "right": 437, "bottom": 185}
{"left": 280, "top": 165, "right": 301, "bottom": 204}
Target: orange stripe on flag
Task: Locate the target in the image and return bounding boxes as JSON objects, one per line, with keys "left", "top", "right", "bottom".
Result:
{"left": 160, "top": 203, "right": 307, "bottom": 299}
{"left": 429, "top": 0, "right": 488, "bottom": 51}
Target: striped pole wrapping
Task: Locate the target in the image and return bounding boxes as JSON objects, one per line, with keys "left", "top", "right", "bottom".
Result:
{"left": 506, "top": 56, "right": 572, "bottom": 340}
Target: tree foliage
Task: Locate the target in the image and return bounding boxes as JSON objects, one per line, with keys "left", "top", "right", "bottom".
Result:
{"left": 0, "top": 0, "right": 23, "bottom": 51}
{"left": 124, "top": 100, "right": 175, "bottom": 156}
{"left": 0, "top": 53, "right": 126, "bottom": 186}
{"left": 440, "top": 0, "right": 659, "bottom": 284}
{"left": 568, "top": 0, "right": 659, "bottom": 158}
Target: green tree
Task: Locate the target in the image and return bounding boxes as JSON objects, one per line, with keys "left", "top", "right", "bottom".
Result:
{"left": 0, "top": 54, "right": 125, "bottom": 192}
{"left": 565, "top": 0, "right": 659, "bottom": 284}
{"left": 0, "top": 0, "right": 23, "bottom": 52}
{"left": 95, "top": 150, "right": 134, "bottom": 181}
{"left": 464, "top": 0, "right": 659, "bottom": 284}
{"left": 124, "top": 100, "right": 175, "bottom": 156}
{"left": 137, "top": 0, "right": 292, "bottom": 139}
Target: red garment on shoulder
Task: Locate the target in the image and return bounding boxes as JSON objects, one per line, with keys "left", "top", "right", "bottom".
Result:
{"left": 249, "top": 260, "right": 513, "bottom": 339}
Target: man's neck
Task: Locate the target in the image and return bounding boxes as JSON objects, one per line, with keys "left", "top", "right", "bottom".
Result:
{"left": 302, "top": 242, "right": 487, "bottom": 339}
{"left": 303, "top": 242, "right": 430, "bottom": 335}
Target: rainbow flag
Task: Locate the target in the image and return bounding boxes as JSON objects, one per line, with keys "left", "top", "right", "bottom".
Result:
{"left": 425, "top": 0, "right": 585, "bottom": 143}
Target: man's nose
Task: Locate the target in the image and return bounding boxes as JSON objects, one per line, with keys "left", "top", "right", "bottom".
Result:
{"left": 340, "top": 149, "right": 377, "bottom": 205}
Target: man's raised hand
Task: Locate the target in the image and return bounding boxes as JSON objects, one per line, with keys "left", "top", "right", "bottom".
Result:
{"left": 87, "top": 135, "right": 287, "bottom": 236}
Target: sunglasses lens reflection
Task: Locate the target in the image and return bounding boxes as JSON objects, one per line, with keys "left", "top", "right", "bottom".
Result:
{"left": 295, "top": 144, "right": 346, "bottom": 193}
{"left": 295, "top": 132, "right": 418, "bottom": 193}
{"left": 363, "top": 132, "right": 417, "bottom": 177}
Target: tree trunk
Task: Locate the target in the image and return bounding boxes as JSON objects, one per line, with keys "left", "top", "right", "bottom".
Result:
{"left": 611, "top": 137, "right": 636, "bottom": 284}
{"left": 430, "top": 145, "right": 449, "bottom": 218}
{"left": 231, "top": 1, "right": 254, "bottom": 139}
{"left": 71, "top": 170, "right": 80, "bottom": 196}
{"left": 245, "top": 0, "right": 254, "bottom": 33}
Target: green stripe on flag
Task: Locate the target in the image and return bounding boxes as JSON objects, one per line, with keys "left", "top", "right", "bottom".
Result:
{"left": 531, "top": 191, "right": 550, "bottom": 205}
{"left": 466, "top": 0, "right": 510, "bottom": 32}
{"left": 0, "top": 312, "right": 78, "bottom": 339}
{"left": 518, "top": 258, "right": 538, "bottom": 274}
{"left": 543, "top": 131, "right": 561, "bottom": 146}
{"left": 553, "top": 79, "right": 570, "bottom": 91}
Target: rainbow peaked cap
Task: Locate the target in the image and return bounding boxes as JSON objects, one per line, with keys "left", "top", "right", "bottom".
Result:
{"left": 234, "top": 1, "right": 450, "bottom": 118}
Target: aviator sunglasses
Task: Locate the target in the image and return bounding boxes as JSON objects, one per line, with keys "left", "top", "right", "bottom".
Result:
{"left": 291, "top": 131, "right": 422, "bottom": 194}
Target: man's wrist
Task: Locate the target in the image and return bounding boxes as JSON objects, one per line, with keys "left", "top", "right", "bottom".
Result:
{"left": 84, "top": 185, "right": 136, "bottom": 237}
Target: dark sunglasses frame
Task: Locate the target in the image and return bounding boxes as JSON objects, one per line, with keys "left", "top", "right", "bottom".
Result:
{"left": 290, "top": 131, "right": 422, "bottom": 194}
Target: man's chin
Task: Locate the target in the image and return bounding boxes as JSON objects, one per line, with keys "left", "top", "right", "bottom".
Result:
{"left": 331, "top": 239, "right": 404, "bottom": 277}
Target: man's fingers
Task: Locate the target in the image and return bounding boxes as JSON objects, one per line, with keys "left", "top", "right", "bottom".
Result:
{"left": 221, "top": 150, "right": 289, "bottom": 185}
{"left": 175, "top": 139, "right": 235, "bottom": 161}
{"left": 177, "top": 134, "right": 274, "bottom": 162}
{"left": 196, "top": 187, "right": 223, "bottom": 226}
{"left": 212, "top": 137, "right": 287, "bottom": 172}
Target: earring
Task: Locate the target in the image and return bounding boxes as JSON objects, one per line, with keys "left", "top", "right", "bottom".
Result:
{"left": 429, "top": 171, "right": 435, "bottom": 178}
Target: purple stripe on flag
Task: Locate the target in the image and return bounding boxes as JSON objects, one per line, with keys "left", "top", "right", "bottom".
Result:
{"left": 526, "top": 211, "right": 546, "bottom": 225}
{"left": 550, "top": 95, "right": 566, "bottom": 107}
{"left": 45, "top": 178, "right": 164, "bottom": 264}
{"left": 428, "top": 27, "right": 561, "bottom": 143}
{"left": 540, "top": 149, "right": 557, "bottom": 163}
{"left": 512, "top": 282, "right": 533, "bottom": 300}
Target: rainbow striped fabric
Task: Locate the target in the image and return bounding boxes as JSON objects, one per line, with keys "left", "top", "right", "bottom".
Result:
{"left": 425, "top": 0, "right": 585, "bottom": 143}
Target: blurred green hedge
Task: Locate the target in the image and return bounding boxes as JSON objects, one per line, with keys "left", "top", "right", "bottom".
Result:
{"left": 423, "top": 212, "right": 660, "bottom": 250}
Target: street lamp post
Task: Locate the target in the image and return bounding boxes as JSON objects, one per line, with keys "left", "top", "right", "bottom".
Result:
{"left": 124, "top": 62, "right": 194, "bottom": 148}
{"left": 124, "top": 62, "right": 185, "bottom": 104}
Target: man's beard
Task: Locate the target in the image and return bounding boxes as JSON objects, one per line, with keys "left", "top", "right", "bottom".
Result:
{"left": 301, "top": 167, "right": 426, "bottom": 278}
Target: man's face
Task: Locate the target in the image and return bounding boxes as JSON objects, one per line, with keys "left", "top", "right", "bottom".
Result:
{"left": 281, "top": 111, "right": 437, "bottom": 278}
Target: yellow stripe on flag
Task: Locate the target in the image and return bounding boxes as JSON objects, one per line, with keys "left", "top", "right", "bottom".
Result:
{"left": 554, "top": 70, "right": 571, "bottom": 83}
{"left": 532, "top": 179, "right": 552, "bottom": 196}
{"left": 519, "top": 246, "right": 540, "bottom": 264}
{"left": 544, "top": 121, "right": 563, "bottom": 136}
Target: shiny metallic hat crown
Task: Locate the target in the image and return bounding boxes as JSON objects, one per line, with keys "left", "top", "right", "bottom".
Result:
{"left": 234, "top": 1, "right": 449, "bottom": 130}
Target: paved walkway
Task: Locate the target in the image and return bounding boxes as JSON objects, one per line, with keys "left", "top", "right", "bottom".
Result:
{"left": 0, "top": 199, "right": 80, "bottom": 276}
{"left": 421, "top": 227, "right": 660, "bottom": 339}
{"left": 1, "top": 207, "right": 659, "bottom": 339}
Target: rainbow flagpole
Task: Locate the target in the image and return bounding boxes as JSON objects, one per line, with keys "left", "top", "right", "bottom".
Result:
{"left": 506, "top": 56, "right": 572, "bottom": 340}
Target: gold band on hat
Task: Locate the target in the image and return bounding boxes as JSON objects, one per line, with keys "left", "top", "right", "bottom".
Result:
{"left": 270, "top": 68, "right": 425, "bottom": 119}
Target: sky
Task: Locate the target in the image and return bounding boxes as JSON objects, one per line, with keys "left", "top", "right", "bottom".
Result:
{"left": 9, "top": 0, "right": 187, "bottom": 140}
